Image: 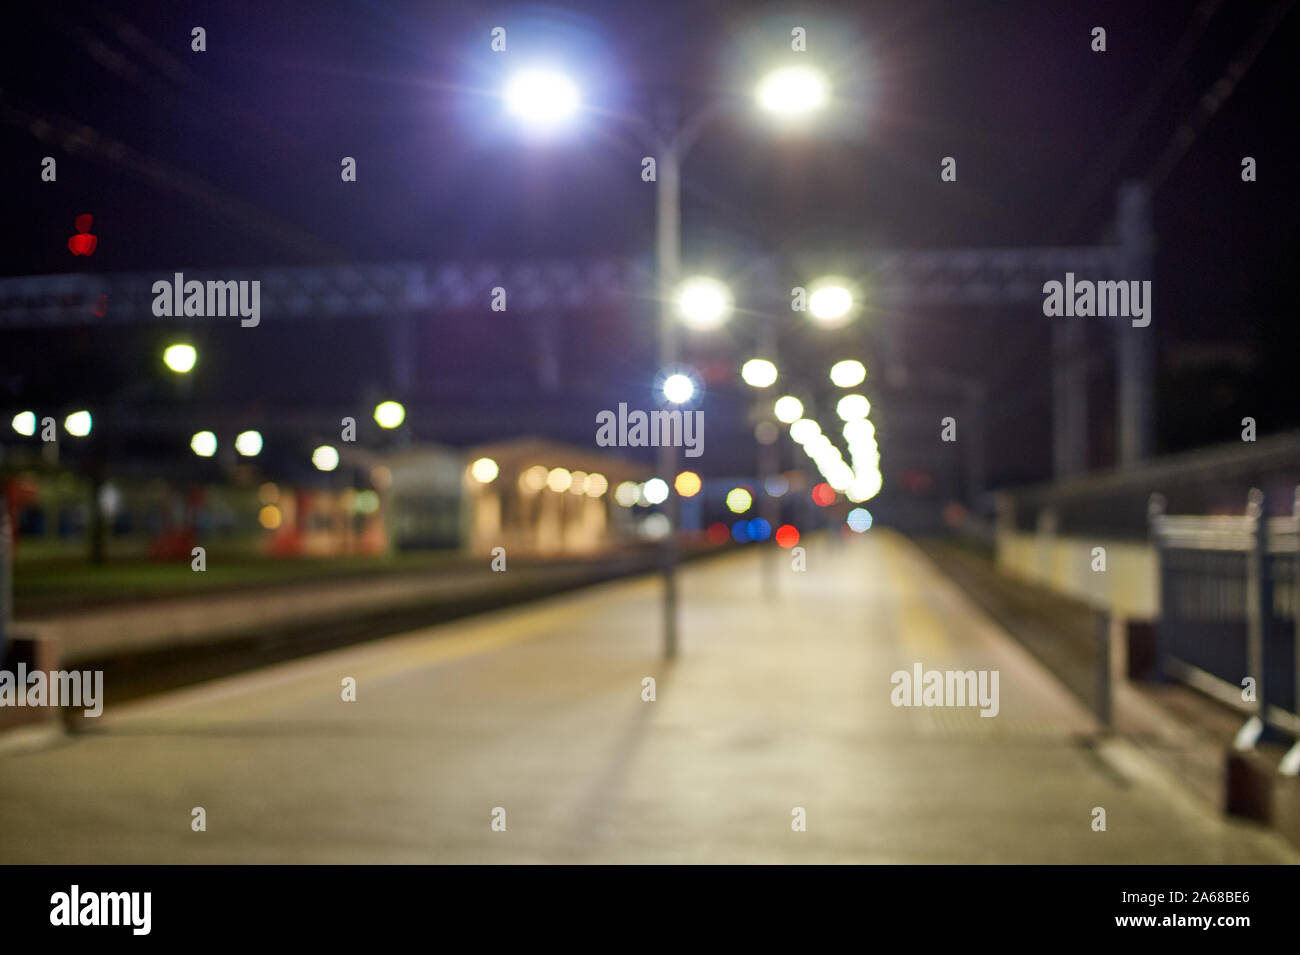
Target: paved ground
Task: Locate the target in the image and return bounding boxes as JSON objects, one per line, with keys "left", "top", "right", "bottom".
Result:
{"left": 1, "top": 531, "right": 1295, "bottom": 863}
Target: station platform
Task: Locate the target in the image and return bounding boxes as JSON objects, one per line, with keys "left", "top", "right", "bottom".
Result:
{"left": 1, "top": 531, "right": 1294, "bottom": 864}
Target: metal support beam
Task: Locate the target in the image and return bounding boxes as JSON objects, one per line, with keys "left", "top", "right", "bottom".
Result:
{"left": 1052, "top": 321, "right": 1088, "bottom": 477}
{"left": 1117, "top": 181, "right": 1156, "bottom": 466}
{"left": 0, "top": 247, "right": 1128, "bottom": 327}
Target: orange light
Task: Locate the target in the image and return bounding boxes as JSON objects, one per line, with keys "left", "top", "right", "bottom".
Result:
{"left": 775, "top": 524, "right": 800, "bottom": 548}
{"left": 258, "top": 505, "right": 283, "bottom": 530}
{"left": 674, "top": 470, "right": 702, "bottom": 498}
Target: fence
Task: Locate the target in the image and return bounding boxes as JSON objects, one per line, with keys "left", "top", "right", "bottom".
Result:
{"left": 1149, "top": 488, "right": 1300, "bottom": 771}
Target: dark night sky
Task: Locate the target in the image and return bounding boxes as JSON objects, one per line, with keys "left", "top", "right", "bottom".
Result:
{"left": 1, "top": 0, "right": 1297, "bottom": 485}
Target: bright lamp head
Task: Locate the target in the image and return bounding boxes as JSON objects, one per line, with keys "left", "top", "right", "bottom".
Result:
{"left": 505, "top": 69, "right": 580, "bottom": 130}
{"left": 757, "top": 66, "right": 830, "bottom": 115}
{"left": 676, "top": 277, "right": 733, "bottom": 331}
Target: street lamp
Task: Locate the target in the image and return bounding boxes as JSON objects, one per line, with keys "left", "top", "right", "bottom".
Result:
{"left": 677, "top": 276, "right": 733, "bottom": 331}
{"left": 661, "top": 373, "right": 696, "bottom": 404}
{"left": 789, "top": 418, "right": 821, "bottom": 444}
{"left": 503, "top": 69, "right": 581, "bottom": 131}
{"left": 829, "top": 359, "right": 866, "bottom": 388}
{"left": 741, "top": 358, "right": 778, "bottom": 388}
{"left": 836, "top": 394, "right": 871, "bottom": 420}
{"left": 773, "top": 395, "right": 804, "bottom": 424}
{"left": 756, "top": 66, "right": 830, "bottom": 116}
{"left": 806, "top": 280, "right": 857, "bottom": 328}
{"left": 501, "top": 59, "right": 830, "bottom": 659}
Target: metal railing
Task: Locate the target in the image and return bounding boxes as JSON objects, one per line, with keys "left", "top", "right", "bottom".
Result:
{"left": 1149, "top": 488, "right": 1300, "bottom": 773}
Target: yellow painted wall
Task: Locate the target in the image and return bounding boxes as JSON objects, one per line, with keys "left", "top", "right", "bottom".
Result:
{"left": 996, "top": 530, "right": 1159, "bottom": 619}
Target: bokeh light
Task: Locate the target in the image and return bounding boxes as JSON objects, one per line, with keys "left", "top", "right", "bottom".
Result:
{"left": 643, "top": 477, "right": 669, "bottom": 505}
{"left": 190, "top": 431, "right": 217, "bottom": 457}
{"left": 11, "top": 411, "right": 36, "bottom": 436}
{"left": 163, "top": 343, "right": 197, "bottom": 374}
{"left": 641, "top": 513, "right": 671, "bottom": 540}
{"left": 836, "top": 394, "right": 871, "bottom": 420}
{"left": 64, "top": 410, "right": 92, "bottom": 437}
{"left": 789, "top": 418, "right": 821, "bottom": 444}
{"left": 726, "top": 487, "right": 753, "bottom": 514}
{"left": 775, "top": 524, "right": 800, "bottom": 548}
{"left": 312, "top": 445, "right": 340, "bottom": 471}
{"left": 740, "top": 358, "right": 778, "bottom": 388}
{"left": 674, "top": 471, "right": 702, "bottom": 497}
{"left": 374, "top": 400, "right": 406, "bottom": 429}
{"left": 662, "top": 373, "right": 696, "bottom": 404}
{"left": 774, "top": 395, "right": 804, "bottom": 424}
{"left": 546, "top": 467, "right": 573, "bottom": 492}
{"left": 470, "top": 457, "right": 499, "bottom": 484}
{"left": 614, "top": 481, "right": 640, "bottom": 507}
{"left": 235, "top": 430, "right": 262, "bottom": 456}
{"left": 847, "top": 508, "right": 874, "bottom": 532}
{"left": 829, "top": 359, "right": 866, "bottom": 388}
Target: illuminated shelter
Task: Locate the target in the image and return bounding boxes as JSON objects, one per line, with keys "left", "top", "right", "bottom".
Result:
{"left": 461, "top": 438, "right": 650, "bottom": 556}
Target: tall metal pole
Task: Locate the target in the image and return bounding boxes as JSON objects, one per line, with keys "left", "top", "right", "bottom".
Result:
{"left": 757, "top": 320, "right": 779, "bottom": 597}
{"left": 1052, "top": 320, "right": 1087, "bottom": 477}
{"left": 1117, "top": 181, "right": 1155, "bottom": 466}
{"left": 656, "top": 122, "right": 682, "bottom": 660}
{"left": 1245, "top": 488, "right": 1272, "bottom": 735}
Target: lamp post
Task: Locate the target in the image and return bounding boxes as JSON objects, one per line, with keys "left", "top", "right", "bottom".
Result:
{"left": 655, "top": 106, "right": 683, "bottom": 659}
{"left": 741, "top": 346, "right": 781, "bottom": 594}
{"left": 503, "top": 65, "right": 831, "bottom": 658}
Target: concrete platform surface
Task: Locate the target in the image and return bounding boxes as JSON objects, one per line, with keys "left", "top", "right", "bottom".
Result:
{"left": 1, "top": 531, "right": 1296, "bottom": 864}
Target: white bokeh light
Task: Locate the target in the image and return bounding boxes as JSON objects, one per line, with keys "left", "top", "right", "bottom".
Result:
{"left": 662, "top": 373, "right": 696, "bottom": 404}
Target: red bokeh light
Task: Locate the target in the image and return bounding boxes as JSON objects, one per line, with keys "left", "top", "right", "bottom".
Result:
{"left": 775, "top": 524, "right": 800, "bottom": 548}
{"left": 68, "top": 214, "right": 97, "bottom": 256}
{"left": 811, "top": 483, "right": 836, "bottom": 507}
{"left": 706, "top": 522, "right": 731, "bottom": 545}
